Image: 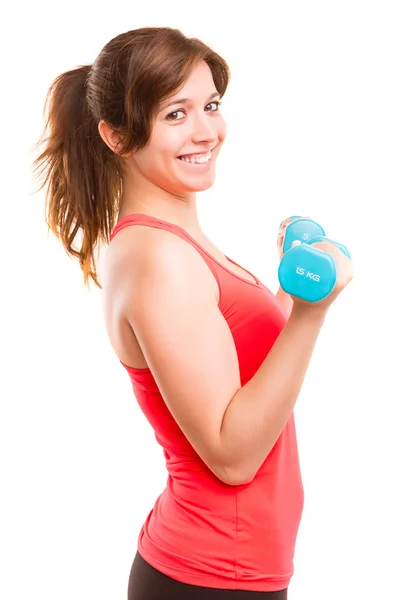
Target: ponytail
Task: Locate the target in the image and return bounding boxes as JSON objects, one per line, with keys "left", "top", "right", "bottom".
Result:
{"left": 33, "top": 65, "right": 121, "bottom": 288}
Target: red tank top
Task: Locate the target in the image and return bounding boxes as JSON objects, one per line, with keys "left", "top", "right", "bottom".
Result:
{"left": 110, "top": 214, "right": 304, "bottom": 592}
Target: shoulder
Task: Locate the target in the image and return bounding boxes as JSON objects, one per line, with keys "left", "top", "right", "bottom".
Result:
{"left": 103, "top": 223, "right": 219, "bottom": 303}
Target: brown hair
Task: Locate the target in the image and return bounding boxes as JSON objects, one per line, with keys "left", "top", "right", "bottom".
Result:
{"left": 33, "top": 27, "right": 230, "bottom": 288}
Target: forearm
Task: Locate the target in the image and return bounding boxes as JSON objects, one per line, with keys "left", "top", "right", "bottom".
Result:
{"left": 276, "top": 285, "right": 294, "bottom": 318}
{"left": 219, "top": 305, "right": 327, "bottom": 484}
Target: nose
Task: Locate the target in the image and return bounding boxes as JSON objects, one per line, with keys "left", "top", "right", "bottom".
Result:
{"left": 190, "top": 110, "right": 219, "bottom": 145}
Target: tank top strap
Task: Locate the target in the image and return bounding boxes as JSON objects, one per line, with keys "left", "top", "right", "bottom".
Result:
{"left": 110, "top": 213, "right": 223, "bottom": 296}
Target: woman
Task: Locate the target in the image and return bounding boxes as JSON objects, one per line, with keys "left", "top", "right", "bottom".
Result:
{"left": 34, "top": 26, "right": 353, "bottom": 599}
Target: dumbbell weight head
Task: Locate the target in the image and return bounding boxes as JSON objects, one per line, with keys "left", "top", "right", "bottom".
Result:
{"left": 281, "top": 218, "right": 326, "bottom": 254}
{"left": 279, "top": 215, "right": 302, "bottom": 227}
{"left": 278, "top": 237, "right": 350, "bottom": 302}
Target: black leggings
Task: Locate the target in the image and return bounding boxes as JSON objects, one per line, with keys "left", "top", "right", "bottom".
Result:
{"left": 127, "top": 551, "right": 288, "bottom": 600}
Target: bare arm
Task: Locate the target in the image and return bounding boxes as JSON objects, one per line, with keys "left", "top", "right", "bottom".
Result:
{"left": 121, "top": 228, "right": 332, "bottom": 486}
{"left": 275, "top": 285, "right": 294, "bottom": 319}
{"left": 219, "top": 304, "right": 326, "bottom": 483}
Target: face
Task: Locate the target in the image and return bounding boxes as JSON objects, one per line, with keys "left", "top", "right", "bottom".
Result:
{"left": 129, "top": 60, "right": 227, "bottom": 195}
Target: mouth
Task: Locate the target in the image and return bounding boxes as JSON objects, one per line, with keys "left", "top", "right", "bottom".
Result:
{"left": 177, "top": 146, "right": 216, "bottom": 165}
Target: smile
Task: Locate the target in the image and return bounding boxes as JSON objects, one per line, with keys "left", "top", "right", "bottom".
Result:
{"left": 178, "top": 149, "right": 213, "bottom": 164}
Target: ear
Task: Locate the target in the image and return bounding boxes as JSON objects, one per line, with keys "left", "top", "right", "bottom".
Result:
{"left": 98, "top": 120, "right": 131, "bottom": 156}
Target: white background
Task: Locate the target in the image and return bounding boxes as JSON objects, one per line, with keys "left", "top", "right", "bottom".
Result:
{"left": 1, "top": 1, "right": 399, "bottom": 599}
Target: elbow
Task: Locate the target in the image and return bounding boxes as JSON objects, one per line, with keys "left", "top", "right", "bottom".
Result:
{"left": 206, "top": 444, "right": 258, "bottom": 487}
{"left": 214, "top": 464, "right": 255, "bottom": 487}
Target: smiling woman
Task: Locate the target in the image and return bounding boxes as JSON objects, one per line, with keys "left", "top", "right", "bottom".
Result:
{"left": 31, "top": 25, "right": 338, "bottom": 600}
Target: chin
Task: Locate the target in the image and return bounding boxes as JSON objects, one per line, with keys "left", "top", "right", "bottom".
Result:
{"left": 181, "top": 174, "right": 216, "bottom": 193}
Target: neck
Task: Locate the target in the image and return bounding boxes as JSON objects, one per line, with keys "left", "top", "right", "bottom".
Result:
{"left": 119, "top": 173, "right": 202, "bottom": 236}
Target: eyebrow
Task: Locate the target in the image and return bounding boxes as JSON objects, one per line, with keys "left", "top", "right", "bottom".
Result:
{"left": 162, "top": 91, "right": 220, "bottom": 110}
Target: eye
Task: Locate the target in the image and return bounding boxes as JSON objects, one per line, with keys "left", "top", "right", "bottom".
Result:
{"left": 165, "top": 100, "right": 222, "bottom": 122}
{"left": 206, "top": 100, "right": 222, "bottom": 112}
{"left": 166, "top": 109, "right": 186, "bottom": 122}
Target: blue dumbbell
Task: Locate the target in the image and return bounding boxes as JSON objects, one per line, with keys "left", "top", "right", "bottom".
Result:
{"left": 280, "top": 217, "right": 326, "bottom": 254}
{"left": 278, "top": 220, "right": 350, "bottom": 302}
{"left": 279, "top": 215, "right": 302, "bottom": 228}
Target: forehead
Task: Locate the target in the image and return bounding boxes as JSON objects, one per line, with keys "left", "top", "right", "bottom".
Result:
{"left": 168, "top": 61, "right": 217, "bottom": 100}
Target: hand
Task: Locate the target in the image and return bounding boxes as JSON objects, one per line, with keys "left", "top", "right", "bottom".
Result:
{"left": 277, "top": 216, "right": 310, "bottom": 260}
{"left": 291, "top": 239, "right": 354, "bottom": 314}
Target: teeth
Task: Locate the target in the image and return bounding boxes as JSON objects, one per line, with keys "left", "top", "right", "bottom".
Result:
{"left": 180, "top": 150, "right": 212, "bottom": 164}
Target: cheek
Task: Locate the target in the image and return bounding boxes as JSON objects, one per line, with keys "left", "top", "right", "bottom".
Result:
{"left": 136, "top": 145, "right": 169, "bottom": 171}
{"left": 133, "top": 144, "right": 177, "bottom": 182}
{"left": 148, "top": 136, "right": 181, "bottom": 165}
